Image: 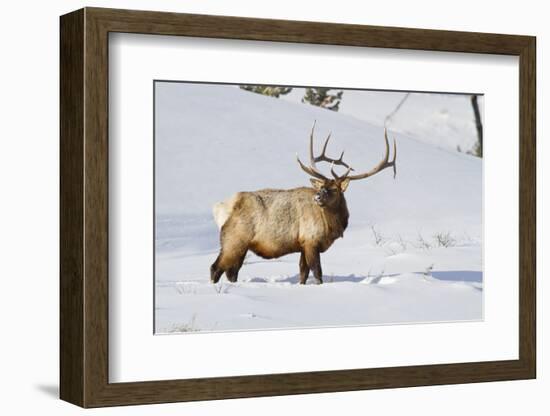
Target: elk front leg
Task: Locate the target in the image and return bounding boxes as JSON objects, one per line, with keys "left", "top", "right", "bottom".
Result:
{"left": 299, "top": 251, "right": 310, "bottom": 284}
{"left": 304, "top": 247, "right": 323, "bottom": 284}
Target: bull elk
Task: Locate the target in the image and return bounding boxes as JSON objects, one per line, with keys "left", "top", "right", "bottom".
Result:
{"left": 210, "top": 122, "right": 397, "bottom": 284}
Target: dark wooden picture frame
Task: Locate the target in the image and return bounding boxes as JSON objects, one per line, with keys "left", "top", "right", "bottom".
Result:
{"left": 60, "top": 7, "right": 536, "bottom": 408}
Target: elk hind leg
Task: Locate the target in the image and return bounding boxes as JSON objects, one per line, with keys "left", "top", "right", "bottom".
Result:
{"left": 210, "top": 255, "right": 224, "bottom": 284}
{"left": 214, "top": 234, "right": 249, "bottom": 283}
{"left": 213, "top": 216, "right": 251, "bottom": 283}
{"left": 210, "top": 247, "right": 247, "bottom": 283}
{"left": 225, "top": 250, "right": 248, "bottom": 283}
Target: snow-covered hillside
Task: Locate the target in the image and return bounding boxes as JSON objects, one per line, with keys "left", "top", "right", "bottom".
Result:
{"left": 154, "top": 82, "right": 483, "bottom": 334}
{"left": 284, "top": 88, "right": 484, "bottom": 154}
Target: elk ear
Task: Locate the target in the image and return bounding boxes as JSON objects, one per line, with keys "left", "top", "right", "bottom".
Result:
{"left": 310, "top": 178, "right": 324, "bottom": 190}
{"left": 339, "top": 178, "right": 351, "bottom": 192}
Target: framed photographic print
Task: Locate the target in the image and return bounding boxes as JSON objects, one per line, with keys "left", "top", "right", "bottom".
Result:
{"left": 60, "top": 7, "right": 536, "bottom": 408}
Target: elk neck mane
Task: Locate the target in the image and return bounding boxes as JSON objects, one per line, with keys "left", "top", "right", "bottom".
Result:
{"left": 316, "top": 190, "right": 349, "bottom": 240}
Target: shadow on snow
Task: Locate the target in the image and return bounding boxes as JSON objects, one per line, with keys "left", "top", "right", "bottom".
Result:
{"left": 246, "top": 270, "right": 482, "bottom": 285}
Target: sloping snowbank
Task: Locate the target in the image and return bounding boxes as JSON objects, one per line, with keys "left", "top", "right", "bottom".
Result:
{"left": 154, "top": 82, "right": 483, "bottom": 333}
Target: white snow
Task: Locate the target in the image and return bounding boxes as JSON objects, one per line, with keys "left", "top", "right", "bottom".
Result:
{"left": 154, "top": 82, "right": 483, "bottom": 334}
{"left": 283, "top": 88, "right": 484, "bottom": 154}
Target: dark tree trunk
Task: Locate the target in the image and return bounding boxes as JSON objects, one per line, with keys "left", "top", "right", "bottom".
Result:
{"left": 471, "top": 95, "right": 483, "bottom": 157}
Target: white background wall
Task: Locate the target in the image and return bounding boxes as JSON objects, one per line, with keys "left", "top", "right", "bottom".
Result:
{"left": 0, "top": 0, "right": 545, "bottom": 414}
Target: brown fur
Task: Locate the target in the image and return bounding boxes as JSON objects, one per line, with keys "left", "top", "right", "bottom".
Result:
{"left": 210, "top": 178, "right": 350, "bottom": 284}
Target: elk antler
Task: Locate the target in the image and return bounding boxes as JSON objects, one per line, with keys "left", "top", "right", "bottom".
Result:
{"left": 345, "top": 128, "right": 397, "bottom": 181}
{"left": 296, "top": 121, "right": 354, "bottom": 181}
{"left": 297, "top": 123, "right": 397, "bottom": 182}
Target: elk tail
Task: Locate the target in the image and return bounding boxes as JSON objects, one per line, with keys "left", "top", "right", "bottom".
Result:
{"left": 212, "top": 195, "right": 238, "bottom": 229}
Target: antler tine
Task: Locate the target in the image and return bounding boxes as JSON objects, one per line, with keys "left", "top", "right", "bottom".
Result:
{"left": 299, "top": 120, "right": 329, "bottom": 180}
{"left": 331, "top": 164, "right": 352, "bottom": 180}
{"left": 297, "top": 121, "right": 357, "bottom": 181}
{"left": 346, "top": 128, "right": 397, "bottom": 181}
{"left": 316, "top": 133, "right": 332, "bottom": 162}
{"left": 391, "top": 136, "right": 397, "bottom": 178}
{"left": 384, "top": 129, "right": 397, "bottom": 178}
{"left": 313, "top": 132, "right": 354, "bottom": 170}
{"left": 309, "top": 120, "right": 316, "bottom": 166}
{"left": 336, "top": 150, "right": 354, "bottom": 171}
{"left": 296, "top": 154, "right": 328, "bottom": 180}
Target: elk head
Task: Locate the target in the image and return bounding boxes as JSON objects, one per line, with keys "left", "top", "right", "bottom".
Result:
{"left": 296, "top": 121, "right": 397, "bottom": 208}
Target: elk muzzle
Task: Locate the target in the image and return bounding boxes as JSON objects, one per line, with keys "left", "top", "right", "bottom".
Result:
{"left": 314, "top": 188, "right": 329, "bottom": 206}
